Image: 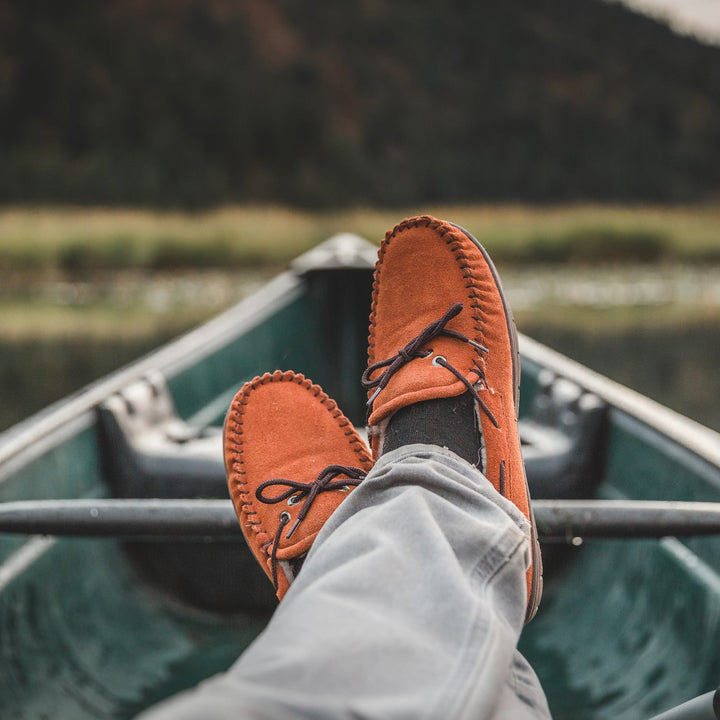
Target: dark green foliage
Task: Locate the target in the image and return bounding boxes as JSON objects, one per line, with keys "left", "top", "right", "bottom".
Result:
{"left": 1, "top": 0, "right": 720, "bottom": 206}
{"left": 495, "top": 229, "right": 671, "bottom": 264}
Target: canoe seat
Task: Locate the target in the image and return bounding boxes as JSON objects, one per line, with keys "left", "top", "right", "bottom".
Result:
{"left": 97, "top": 372, "right": 276, "bottom": 614}
{"left": 98, "top": 371, "right": 227, "bottom": 501}
{"left": 97, "top": 370, "right": 608, "bottom": 505}
{"left": 520, "top": 369, "right": 608, "bottom": 499}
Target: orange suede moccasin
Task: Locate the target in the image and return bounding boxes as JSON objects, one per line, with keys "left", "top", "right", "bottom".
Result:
{"left": 224, "top": 370, "right": 374, "bottom": 600}
{"left": 364, "top": 215, "right": 542, "bottom": 622}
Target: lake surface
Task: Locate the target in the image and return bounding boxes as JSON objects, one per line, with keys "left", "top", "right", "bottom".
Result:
{"left": 522, "top": 322, "right": 720, "bottom": 432}
{"left": 505, "top": 264, "right": 720, "bottom": 433}
{"left": 1, "top": 265, "right": 718, "bottom": 434}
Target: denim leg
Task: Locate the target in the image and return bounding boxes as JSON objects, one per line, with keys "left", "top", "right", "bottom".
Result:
{"left": 137, "top": 445, "right": 550, "bottom": 720}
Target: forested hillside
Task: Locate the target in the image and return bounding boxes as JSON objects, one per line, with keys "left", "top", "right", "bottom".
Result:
{"left": 1, "top": 0, "right": 719, "bottom": 207}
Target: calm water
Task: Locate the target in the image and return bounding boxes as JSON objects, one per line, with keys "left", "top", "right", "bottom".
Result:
{"left": 1, "top": 266, "right": 718, "bottom": 434}
{"left": 505, "top": 265, "right": 720, "bottom": 432}
{"left": 521, "top": 322, "right": 720, "bottom": 432}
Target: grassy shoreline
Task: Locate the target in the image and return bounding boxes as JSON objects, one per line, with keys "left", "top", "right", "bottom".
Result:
{"left": 2, "top": 203, "right": 720, "bottom": 273}
{"left": 2, "top": 203, "right": 719, "bottom": 341}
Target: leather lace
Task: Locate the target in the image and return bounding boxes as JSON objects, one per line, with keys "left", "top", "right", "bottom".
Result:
{"left": 256, "top": 464, "right": 367, "bottom": 590}
{"left": 361, "top": 302, "right": 498, "bottom": 428}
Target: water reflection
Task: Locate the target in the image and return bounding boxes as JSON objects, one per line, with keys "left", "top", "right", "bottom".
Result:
{"left": 521, "top": 322, "right": 720, "bottom": 433}
{"left": 499, "top": 265, "right": 720, "bottom": 432}
{"left": 0, "top": 335, "right": 179, "bottom": 432}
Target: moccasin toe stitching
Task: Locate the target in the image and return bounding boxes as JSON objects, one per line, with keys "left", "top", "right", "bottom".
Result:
{"left": 366, "top": 215, "right": 543, "bottom": 621}
{"left": 367, "top": 217, "right": 497, "bottom": 427}
{"left": 224, "top": 371, "right": 373, "bottom": 599}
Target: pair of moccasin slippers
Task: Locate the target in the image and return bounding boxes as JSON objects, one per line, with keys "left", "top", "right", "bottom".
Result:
{"left": 223, "top": 216, "right": 542, "bottom": 623}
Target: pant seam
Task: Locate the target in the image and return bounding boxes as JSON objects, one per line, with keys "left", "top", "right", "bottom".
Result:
{"left": 424, "top": 529, "right": 528, "bottom": 720}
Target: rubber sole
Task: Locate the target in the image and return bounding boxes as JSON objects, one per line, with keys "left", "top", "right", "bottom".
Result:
{"left": 451, "top": 222, "right": 544, "bottom": 624}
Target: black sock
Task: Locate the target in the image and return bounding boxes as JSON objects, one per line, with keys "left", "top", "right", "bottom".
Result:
{"left": 381, "top": 392, "right": 483, "bottom": 470}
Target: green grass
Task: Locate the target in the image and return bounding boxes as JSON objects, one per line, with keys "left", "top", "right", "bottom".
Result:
{"left": 2, "top": 203, "right": 720, "bottom": 273}
{"left": 515, "top": 302, "right": 720, "bottom": 334}
{"left": 437, "top": 204, "right": 720, "bottom": 265}
{"left": 0, "top": 300, "right": 210, "bottom": 340}
{"left": 0, "top": 206, "right": 321, "bottom": 272}
{"left": 1, "top": 203, "right": 719, "bottom": 340}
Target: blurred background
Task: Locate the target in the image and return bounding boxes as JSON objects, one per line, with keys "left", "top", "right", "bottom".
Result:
{"left": 0, "top": 0, "right": 719, "bottom": 432}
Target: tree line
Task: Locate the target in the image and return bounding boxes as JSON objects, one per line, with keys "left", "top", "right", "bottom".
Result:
{"left": 1, "top": 0, "right": 719, "bottom": 208}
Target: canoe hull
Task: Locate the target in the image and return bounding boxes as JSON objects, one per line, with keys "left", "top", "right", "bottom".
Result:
{"left": 1, "top": 235, "right": 719, "bottom": 719}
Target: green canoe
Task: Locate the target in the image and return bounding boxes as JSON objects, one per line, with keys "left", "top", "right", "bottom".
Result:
{"left": 1, "top": 234, "right": 719, "bottom": 720}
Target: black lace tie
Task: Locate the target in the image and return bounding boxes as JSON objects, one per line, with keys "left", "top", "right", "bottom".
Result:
{"left": 256, "top": 465, "right": 367, "bottom": 589}
{"left": 361, "top": 302, "right": 498, "bottom": 427}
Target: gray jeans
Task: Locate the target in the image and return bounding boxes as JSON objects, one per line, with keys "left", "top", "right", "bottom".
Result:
{"left": 138, "top": 445, "right": 551, "bottom": 720}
